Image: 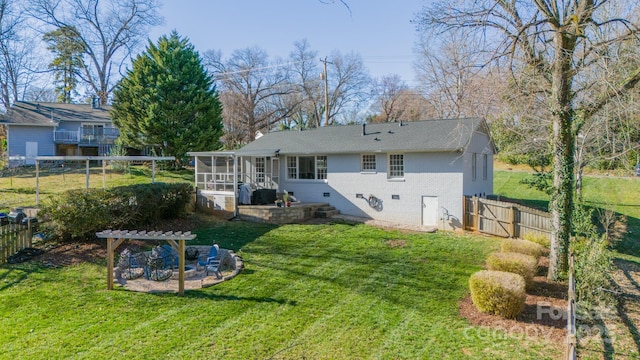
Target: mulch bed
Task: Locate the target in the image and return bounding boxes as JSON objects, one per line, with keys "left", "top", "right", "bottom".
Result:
{"left": 459, "top": 257, "right": 568, "bottom": 346}
{"left": 32, "top": 215, "right": 207, "bottom": 268}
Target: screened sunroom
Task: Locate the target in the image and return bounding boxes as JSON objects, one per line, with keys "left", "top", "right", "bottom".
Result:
{"left": 189, "top": 151, "right": 280, "bottom": 213}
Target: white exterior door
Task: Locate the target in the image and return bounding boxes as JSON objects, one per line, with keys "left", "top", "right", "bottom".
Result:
{"left": 422, "top": 196, "right": 439, "bottom": 226}
{"left": 25, "top": 142, "right": 38, "bottom": 165}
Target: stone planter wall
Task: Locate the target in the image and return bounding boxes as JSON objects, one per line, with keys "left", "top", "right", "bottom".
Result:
{"left": 237, "top": 203, "right": 328, "bottom": 224}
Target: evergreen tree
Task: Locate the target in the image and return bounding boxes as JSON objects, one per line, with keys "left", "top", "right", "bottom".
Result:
{"left": 43, "top": 26, "right": 85, "bottom": 103}
{"left": 111, "top": 31, "right": 223, "bottom": 167}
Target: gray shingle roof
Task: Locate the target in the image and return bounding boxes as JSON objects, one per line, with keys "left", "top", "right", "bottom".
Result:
{"left": 235, "top": 118, "right": 489, "bottom": 156}
{"left": 0, "top": 101, "right": 112, "bottom": 126}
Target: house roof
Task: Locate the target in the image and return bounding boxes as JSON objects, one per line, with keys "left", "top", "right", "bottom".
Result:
{"left": 0, "top": 101, "right": 112, "bottom": 126}
{"left": 234, "top": 118, "right": 492, "bottom": 156}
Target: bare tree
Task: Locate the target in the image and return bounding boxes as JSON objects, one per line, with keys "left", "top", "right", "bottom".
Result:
{"left": 417, "top": 0, "right": 640, "bottom": 279}
{"left": 325, "top": 50, "right": 370, "bottom": 125}
{"left": 370, "top": 74, "right": 409, "bottom": 122}
{"left": 28, "top": 0, "right": 162, "bottom": 105}
{"left": 206, "top": 46, "right": 296, "bottom": 145}
{"left": 0, "top": 0, "right": 47, "bottom": 110}
{"left": 287, "top": 39, "right": 323, "bottom": 128}
{"left": 287, "top": 40, "right": 371, "bottom": 127}
{"left": 415, "top": 29, "right": 506, "bottom": 119}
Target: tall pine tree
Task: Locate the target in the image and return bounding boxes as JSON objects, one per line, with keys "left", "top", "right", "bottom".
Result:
{"left": 111, "top": 31, "right": 223, "bottom": 166}
{"left": 43, "top": 25, "right": 85, "bottom": 103}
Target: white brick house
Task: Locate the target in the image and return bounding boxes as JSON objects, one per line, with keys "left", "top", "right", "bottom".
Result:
{"left": 190, "top": 118, "right": 495, "bottom": 230}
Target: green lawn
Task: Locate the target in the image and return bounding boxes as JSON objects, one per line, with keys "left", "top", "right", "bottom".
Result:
{"left": 2, "top": 166, "right": 637, "bottom": 359}
{"left": 0, "top": 220, "right": 560, "bottom": 359}
{"left": 0, "top": 165, "right": 193, "bottom": 213}
{"left": 494, "top": 170, "right": 640, "bottom": 257}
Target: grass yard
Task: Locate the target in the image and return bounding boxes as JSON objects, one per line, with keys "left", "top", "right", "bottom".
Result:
{"left": 2, "top": 164, "right": 638, "bottom": 359}
{"left": 495, "top": 169, "right": 640, "bottom": 359}
{"left": 494, "top": 170, "right": 640, "bottom": 257}
{"left": 0, "top": 220, "right": 561, "bottom": 359}
{"left": 0, "top": 165, "right": 192, "bottom": 213}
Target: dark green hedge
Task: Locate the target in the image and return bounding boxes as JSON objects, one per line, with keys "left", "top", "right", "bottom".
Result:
{"left": 41, "top": 182, "right": 193, "bottom": 241}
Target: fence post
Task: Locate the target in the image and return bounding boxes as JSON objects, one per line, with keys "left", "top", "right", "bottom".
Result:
{"left": 462, "top": 196, "right": 467, "bottom": 229}
{"left": 27, "top": 218, "right": 33, "bottom": 248}
{"left": 509, "top": 205, "right": 516, "bottom": 238}
{"left": 473, "top": 196, "right": 479, "bottom": 231}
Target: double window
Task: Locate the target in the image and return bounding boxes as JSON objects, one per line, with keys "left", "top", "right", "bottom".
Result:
{"left": 287, "top": 156, "right": 327, "bottom": 180}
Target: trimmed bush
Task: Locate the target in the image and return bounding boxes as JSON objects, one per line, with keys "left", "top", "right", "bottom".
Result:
{"left": 469, "top": 270, "right": 526, "bottom": 319}
{"left": 523, "top": 233, "right": 551, "bottom": 248}
{"left": 486, "top": 252, "right": 538, "bottom": 288}
{"left": 501, "top": 238, "right": 546, "bottom": 259}
{"left": 41, "top": 182, "right": 193, "bottom": 240}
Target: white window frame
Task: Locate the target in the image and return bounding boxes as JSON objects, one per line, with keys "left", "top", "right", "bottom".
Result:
{"left": 255, "top": 157, "right": 265, "bottom": 184}
{"left": 387, "top": 154, "right": 404, "bottom": 179}
{"left": 482, "top": 154, "right": 488, "bottom": 180}
{"left": 287, "top": 156, "right": 298, "bottom": 179}
{"left": 361, "top": 154, "right": 377, "bottom": 172}
{"left": 287, "top": 155, "right": 328, "bottom": 180}
{"left": 316, "top": 156, "right": 327, "bottom": 180}
{"left": 472, "top": 153, "right": 477, "bottom": 181}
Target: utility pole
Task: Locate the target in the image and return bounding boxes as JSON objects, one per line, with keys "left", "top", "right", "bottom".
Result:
{"left": 320, "top": 57, "right": 332, "bottom": 127}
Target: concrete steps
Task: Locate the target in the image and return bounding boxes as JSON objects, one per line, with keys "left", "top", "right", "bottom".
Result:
{"left": 315, "top": 205, "right": 340, "bottom": 218}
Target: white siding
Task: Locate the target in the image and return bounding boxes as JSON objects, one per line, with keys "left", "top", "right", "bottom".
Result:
{"left": 7, "top": 125, "right": 55, "bottom": 159}
{"left": 462, "top": 130, "right": 494, "bottom": 197}
{"left": 279, "top": 151, "right": 466, "bottom": 230}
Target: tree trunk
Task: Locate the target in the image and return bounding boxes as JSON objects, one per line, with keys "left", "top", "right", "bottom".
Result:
{"left": 548, "top": 32, "right": 576, "bottom": 280}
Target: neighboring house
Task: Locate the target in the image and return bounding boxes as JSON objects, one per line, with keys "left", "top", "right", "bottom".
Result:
{"left": 0, "top": 101, "right": 119, "bottom": 166}
{"left": 190, "top": 118, "right": 495, "bottom": 231}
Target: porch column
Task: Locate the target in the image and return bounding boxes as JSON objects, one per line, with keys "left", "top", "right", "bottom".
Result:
{"left": 233, "top": 155, "right": 238, "bottom": 217}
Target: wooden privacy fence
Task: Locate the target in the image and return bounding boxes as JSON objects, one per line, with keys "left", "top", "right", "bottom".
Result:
{"left": 463, "top": 196, "right": 552, "bottom": 240}
{"left": 0, "top": 222, "right": 34, "bottom": 263}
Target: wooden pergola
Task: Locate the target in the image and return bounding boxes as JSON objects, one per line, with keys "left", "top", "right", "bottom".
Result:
{"left": 95, "top": 230, "right": 196, "bottom": 296}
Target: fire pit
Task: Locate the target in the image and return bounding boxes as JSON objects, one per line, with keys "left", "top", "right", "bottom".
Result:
{"left": 170, "top": 265, "right": 197, "bottom": 280}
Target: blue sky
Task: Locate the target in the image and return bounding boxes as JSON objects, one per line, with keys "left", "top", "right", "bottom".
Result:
{"left": 149, "top": 0, "right": 426, "bottom": 84}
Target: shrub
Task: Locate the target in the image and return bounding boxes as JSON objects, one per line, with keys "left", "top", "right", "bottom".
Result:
{"left": 41, "top": 182, "right": 193, "bottom": 240}
{"left": 523, "top": 233, "right": 550, "bottom": 248}
{"left": 501, "top": 238, "right": 546, "bottom": 259}
{"left": 486, "top": 252, "right": 538, "bottom": 289}
{"left": 572, "top": 235, "right": 614, "bottom": 309}
{"left": 469, "top": 270, "right": 526, "bottom": 319}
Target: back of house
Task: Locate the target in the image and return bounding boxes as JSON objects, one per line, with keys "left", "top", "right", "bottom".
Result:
{"left": 0, "top": 101, "right": 118, "bottom": 167}
{"left": 192, "top": 118, "right": 495, "bottom": 230}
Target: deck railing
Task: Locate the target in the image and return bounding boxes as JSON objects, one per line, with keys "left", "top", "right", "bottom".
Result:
{"left": 54, "top": 128, "right": 120, "bottom": 145}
